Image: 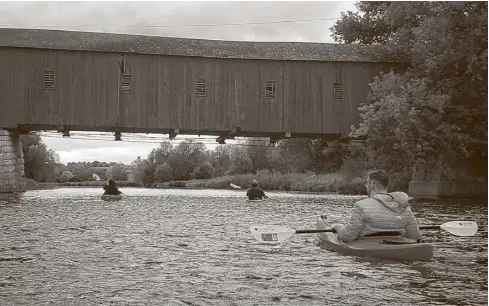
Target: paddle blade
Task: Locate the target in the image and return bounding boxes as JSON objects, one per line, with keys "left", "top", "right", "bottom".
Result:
{"left": 440, "top": 221, "right": 478, "bottom": 237}
{"left": 93, "top": 173, "right": 101, "bottom": 181}
{"left": 249, "top": 225, "right": 295, "bottom": 243}
{"left": 230, "top": 183, "right": 242, "bottom": 189}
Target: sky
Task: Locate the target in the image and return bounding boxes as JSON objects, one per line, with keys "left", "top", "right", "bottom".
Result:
{"left": 1, "top": 0, "right": 357, "bottom": 164}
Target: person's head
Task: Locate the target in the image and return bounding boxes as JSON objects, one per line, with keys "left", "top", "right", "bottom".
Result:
{"left": 251, "top": 179, "right": 258, "bottom": 187}
{"left": 109, "top": 179, "right": 115, "bottom": 186}
{"left": 365, "top": 169, "right": 389, "bottom": 197}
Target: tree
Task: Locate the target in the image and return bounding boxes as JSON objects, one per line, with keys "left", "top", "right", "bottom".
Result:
{"left": 192, "top": 161, "right": 215, "bottom": 179}
{"left": 245, "top": 138, "right": 271, "bottom": 172}
{"left": 107, "top": 164, "right": 129, "bottom": 181}
{"left": 228, "top": 144, "right": 253, "bottom": 174}
{"left": 21, "top": 134, "right": 60, "bottom": 182}
{"left": 211, "top": 145, "right": 233, "bottom": 176}
{"left": 167, "top": 140, "right": 206, "bottom": 180}
{"left": 65, "top": 162, "right": 92, "bottom": 181}
{"left": 133, "top": 158, "right": 150, "bottom": 184}
{"left": 273, "top": 139, "right": 312, "bottom": 173}
{"left": 332, "top": 2, "right": 488, "bottom": 180}
{"left": 57, "top": 171, "right": 74, "bottom": 183}
{"left": 148, "top": 142, "right": 173, "bottom": 165}
{"left": 153, "top": 163, "right": 173, "bottom": 182}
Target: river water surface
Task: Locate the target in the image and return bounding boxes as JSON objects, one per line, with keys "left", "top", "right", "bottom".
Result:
{"left": 0, "top": 188, "right": 487, "bottom": 306}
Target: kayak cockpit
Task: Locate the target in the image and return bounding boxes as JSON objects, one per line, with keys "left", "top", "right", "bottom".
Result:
{"left": 101, "top": 194, "right": 123, "bottom": 201}
{"left": 316, "top": 219, "right": 434, "bottom": 261}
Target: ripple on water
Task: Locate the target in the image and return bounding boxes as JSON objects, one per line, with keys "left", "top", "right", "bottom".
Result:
{"left": 0, "top": 188, "right": 487, "bottom": 306}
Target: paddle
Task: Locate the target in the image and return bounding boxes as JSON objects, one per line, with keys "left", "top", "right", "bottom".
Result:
{"left": 230, "top": 183, "right": 242, "bottom": 189}
{"left": 230, "top": 183, "right": 276, "bottom": 202}
{"left": 249, "top": 221, "right": 479, "bottom": 243}
{"left": 93, "top": 173, "right": 129, "bottom": 197}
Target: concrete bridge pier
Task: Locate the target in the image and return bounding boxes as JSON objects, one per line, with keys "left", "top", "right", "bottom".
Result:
{"left": 0, "top": 130, "right": 25, "bottom": 197}
{"left": 408, "top": 160, "right": 486, "bottom": 198}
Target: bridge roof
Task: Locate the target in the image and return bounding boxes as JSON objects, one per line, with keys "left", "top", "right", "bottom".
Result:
{"left": 0, "top": 28, "right": 410, "bottom": 63}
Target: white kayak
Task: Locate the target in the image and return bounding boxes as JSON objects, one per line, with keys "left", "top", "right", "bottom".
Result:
{"left": 101, "top": 194, "right": 123, "bottom": 201}
{"left": 247, "top": 199, "right": 266, "bottom": 202}
{"left": 316, "top": 219, "right": 434, "bottom": 262}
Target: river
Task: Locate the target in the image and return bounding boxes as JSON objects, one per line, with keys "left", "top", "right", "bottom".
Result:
{"left": 0, "top": 188, "right": 487, "bottom": 306}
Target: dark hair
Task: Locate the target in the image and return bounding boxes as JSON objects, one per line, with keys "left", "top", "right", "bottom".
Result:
{"left": 367, "top": 169, "right": 390, "bottom": 188}
{"left": 109, "top": 179, "right": 115, "bottom": 186}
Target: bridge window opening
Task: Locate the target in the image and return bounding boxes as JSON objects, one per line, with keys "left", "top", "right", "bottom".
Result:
{"left": 333, "top": 82, "right": 343, "bottom": 101}
{"left": 121, "top": 74, "right": 132, "bottom": 93}
{"left": 265, "top": 80, "right": 276, "bottom": 98}
{"left": 196, "top": 77, "right": 206, "bottom": 97}
{"left": 44, "top": 71, "right": 55, "bottom": 90}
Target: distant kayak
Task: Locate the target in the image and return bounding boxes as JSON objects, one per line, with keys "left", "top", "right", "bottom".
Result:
{"left": 101, "top": 194, "right": 122, "bottom": 201}
{"left": 316, "top": 219, "right": 434, "bottom": 262}
{"left": 247, "top": 199, "right": 266, "bottom": 202}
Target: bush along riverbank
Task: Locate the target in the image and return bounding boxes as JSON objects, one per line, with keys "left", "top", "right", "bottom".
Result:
{"left": 149, "top": 171, "right": 368, "bottom": 195}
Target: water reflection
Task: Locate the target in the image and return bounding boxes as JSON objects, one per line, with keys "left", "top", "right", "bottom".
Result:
{"left": 0, "top": 188, "right": 487, "bottom": 306}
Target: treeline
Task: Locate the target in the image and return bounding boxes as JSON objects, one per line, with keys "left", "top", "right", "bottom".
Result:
{"left": 139, "top": 138, "right": 389, "bottom": 191}
{"left": 19, "top": 133, "right": 380, "bottom": 194}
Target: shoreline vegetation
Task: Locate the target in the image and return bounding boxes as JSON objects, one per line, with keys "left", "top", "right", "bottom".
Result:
{"left": 28, "top": 172, "right": 367, "bottom": 195}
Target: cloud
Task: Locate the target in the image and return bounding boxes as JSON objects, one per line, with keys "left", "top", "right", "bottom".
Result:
{"left": 0, "top": 1, "right": 356, "bottom": 42}
{"left": 1, "top": 1, "right": 357, "bottom": 163}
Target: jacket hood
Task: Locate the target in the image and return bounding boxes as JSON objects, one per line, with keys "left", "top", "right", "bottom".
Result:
{"left": 372, "top": 192, "right": 410, "bottom": 214}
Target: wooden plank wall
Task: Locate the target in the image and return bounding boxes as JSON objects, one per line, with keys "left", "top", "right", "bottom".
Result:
{"left": 0, "top": 47, "right": 407, "bottom": 136}
{"left": 0, "top": 48, "right": 24, "bottom": 127}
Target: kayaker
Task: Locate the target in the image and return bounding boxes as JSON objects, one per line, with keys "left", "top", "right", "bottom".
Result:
{"left": 246, "top": 179, "right": 268, "bottom": 200}
{"left": 330, "top": 169, "right": 422, "bottom": 242}
{"left": 103, "top": 179, "right": 122, "bottom": 195}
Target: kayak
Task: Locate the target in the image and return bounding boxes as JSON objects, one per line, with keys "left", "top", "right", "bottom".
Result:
{"left": 247, "top": 199, "right": 266, "bottom": 202}
{"left": 315, "top": 219, "right": 434, "bottom": 262}
{"left": 101, "top": 194, "right": 123, "bottom": 201}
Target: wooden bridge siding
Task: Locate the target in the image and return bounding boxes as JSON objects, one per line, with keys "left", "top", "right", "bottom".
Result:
{"left": 57, "top": 50, "right": 92, "bottom": 126}
{"left": 301, "top": 61, "right": 323, "bottom": 134}
{"left": 117, "top": 55, "right": 246, "bottom": 132}
{"left": 155, "top": 57, "right": 171, "bottom": 130}
{"left": 122, "top": 54, "right": 151, "bottom": 128}
{"left": 210, "top": 57, "right": 229, "bottom": 131}
{"left": 0, "top": 48, "right": 21, "bottom": 127}
{"left": 256, "top": 60, "right": 284, "bottom": 133}
{"left": 11, "top": 49, "right": 120, "bottom": 128}
{"left": 235, "top": 60, "right": 257, "bottom": 131}
{"left": 86, "top": 52, "right": 120, "bottom": 128}
{"left": 320, "top": 62, "right": 336, "bottom": 134}
{"left": 228, "top": 59, "right": 258, "bottom": 132}
{"left": 283, "top": 62, "right": 295, "bottom": 133}
{"left": 285, "top": 61, "right": 333, "bottom": 134}
{"left": 28, "top": 49, "right": 49, "bottom": 125}
{"left": 227, "top": 60, "right": 240, "bottom": 131}
{"left": 0, "top": 47, "right": 409, "bottom": 136}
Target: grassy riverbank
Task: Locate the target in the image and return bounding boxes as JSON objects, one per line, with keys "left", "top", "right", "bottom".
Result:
{"left": 151, "top": 172, "right": 367, "bottom": 195}
{"left": 27, "top": 172, "right": 367, "bottom": 195}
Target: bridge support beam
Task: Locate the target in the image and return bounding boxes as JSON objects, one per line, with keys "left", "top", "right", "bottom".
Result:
{"left": 408, "top": 161, "right": 486, "bottom": 198}
{"left": 0, "top": 130, "right": 25, "bottom": 197}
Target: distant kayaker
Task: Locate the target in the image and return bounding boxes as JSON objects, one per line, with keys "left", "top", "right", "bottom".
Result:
{"left": 330, "top": 169, "right": 422, "bottom": 242}
{"left": 103, "top": 179, "right": 122, "bottom": 195}
{"left": 246, "top": 179, "right": 268, "bottom": 200}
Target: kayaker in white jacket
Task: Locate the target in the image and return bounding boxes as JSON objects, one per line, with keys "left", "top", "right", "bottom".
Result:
{"left": 331, "top": 169, "right": 423, "bottom": 242}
